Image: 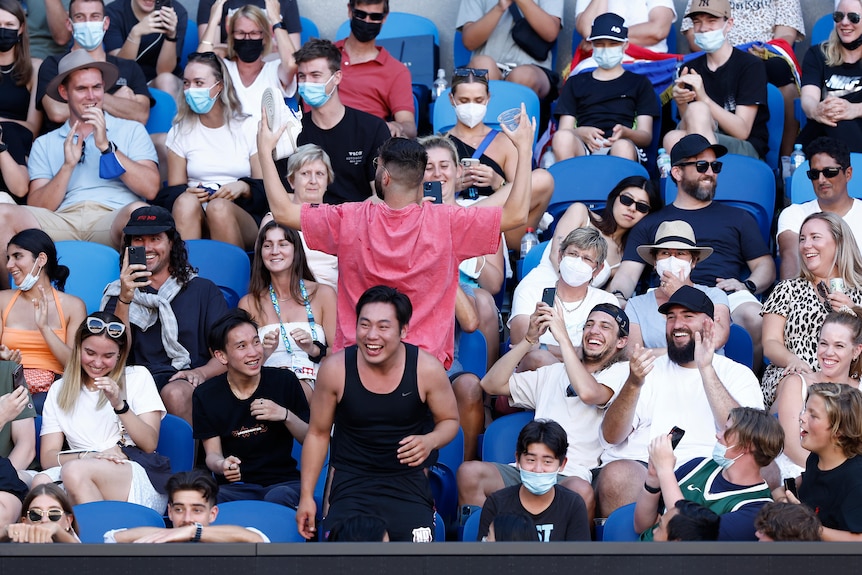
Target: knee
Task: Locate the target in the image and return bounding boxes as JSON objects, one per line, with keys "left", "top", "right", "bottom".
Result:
{"left": 59, "top": 460, "right": 89, "bottom": 491}
{"left": 610, "top": 139, "right": 638, "bottom": 161}
{"left": 264, "top": 484, "right": 301, "bottom": 507}
{"left": 160, "top": 382, "right": 192, "bottom": 412}
{"left": 506, "top": 65, "right": 542, "bottom": 94}
{"left": 203, "top": 198, "right": 234, "bottom": 222}
{"left": 172, "top": 193, "right": 202, "bottom": 218}
{"left": 453, "top": 373, "right": 483, "bottom": 406}
{"left": 519, "top": 349, "right": 557, "bottom": 371}
{"left": 468, "top": 54, "right": 497, "bottom": 71}
{"left": 552, "top": 129, "right": 580, "bottom": 159}
{"left": 530, "top": 168, "right": 555, "bottom": 201}
{"left": 474, "top": 287, "right": 499, "bottom": 317}
{"left": 597, "top": 461, "right": 643, "bottom": 495}
{"left": 456, "top": 461, "right": 491, "bottom": 493}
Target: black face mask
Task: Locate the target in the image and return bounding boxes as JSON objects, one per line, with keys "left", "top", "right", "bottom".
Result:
{"left": 350, "top": 18, "right": 382, "bottom": 43}
{"left": 234, "top": 38, "right": 264, "bottom": 63}
{"left": 0, "top": 28, "right": 20, "bottom": 53}
{"left": 841, "top": 35, "right": 862, "bottom": 51}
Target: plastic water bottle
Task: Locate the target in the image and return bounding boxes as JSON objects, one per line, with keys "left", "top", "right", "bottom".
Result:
{"left": 790, "top": 144, "right": 806, "bottom": 175}
{"left": 433, "top": 69, "right": 448, "bottom": 101}
{"left": 657, "top": 148, "right": 671, "bottom": 179}
{"left": 520, "top": 228, "right": 540, "bottom": 259}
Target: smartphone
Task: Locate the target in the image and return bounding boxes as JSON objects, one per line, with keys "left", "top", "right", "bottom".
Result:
{"left": 673, "top": 62, "right": 693, "bottom": 91}
{"left": 460, "top": 158, "right": 480, "bottom": 168}
{"left": 669, "top": 426, "right": 686, "bottom": 450}
{"left": 423, "top": 181, "right": 442, "bottom": 204}
{"left": 541, "top": 287, "right": 556, "bottom": 307}
{"left": 817, "top": 281, "right": 833, "bottom": 312}
{"left": 128, "top": 246, "right": 148, "bottom": 283}
{"left": 155, "top": 0, "right": 172, "bottom": 9}
{"left": 783, "top": 477, "right": 798, "bottom": 498}
{"left": 11, "top": 364, "right": 25, "bottom": 391}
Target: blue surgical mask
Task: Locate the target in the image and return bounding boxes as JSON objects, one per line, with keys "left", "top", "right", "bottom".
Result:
{"left": 693, "top": 24, "right": 727, "bottom": 53}
{"left": 711, "top": 442, "right": 743, "bottom": 470}
{"left": 519, "top": 468, "right": 558, "bottom": 495}
{"left": 73, "top": 20, "right": 106, "bottom": 51}
{"left": 184, "top": 84, "right": 219, "bottom": 114}
{"left": 17, "top": 262, "right": 41, "bottom": 292}
{"left": 593, "top": 46, "right": 625, "bottom": 69}
{"left": 298, "top": 75, "right": 335, "bottom": 108}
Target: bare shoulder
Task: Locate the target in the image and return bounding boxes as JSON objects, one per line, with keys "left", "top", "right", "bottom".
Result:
{"left": 416, "top": 349, "right": 448, "bottom": 382}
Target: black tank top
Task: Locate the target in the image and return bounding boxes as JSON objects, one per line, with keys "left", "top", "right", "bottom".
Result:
{"left": 332, "top": 343, "right": 437, "bottom": 475}
{"left": 448, "top": 134, "right": 506, "bottom": 197}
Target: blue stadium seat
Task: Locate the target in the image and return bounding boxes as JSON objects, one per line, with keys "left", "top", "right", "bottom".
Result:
{"left": 291, "top": 440, "right": 329, "bottom": 516}
{"left": 664, "top": 153, "right": 775, "bottom": 246}
{"left": 179, "top": 17, "right": 198, "bottom": 69}
{"left": 145, "top": 88, "right": 177, "bottom": 135}
{"left": 461, "top": 508, "right": 481, "bottom": 542}
{"left": 601, "top": 502, "right": 640, "bottom": 541}
{"left": 156, "top": 414, "right": 193, "bottom": 473}
{"left": 765, "top": 83, "right": 784, "bottom": 174}
{"left": 810, "top": 13, "right": 833, "bottom": 46}
{"left": 212, "top": 500, "right": 306, "bottom": 542}
{"left": 300, "top": 16, "right": 319, "bottom": 45}
{"left": 547, "top": 156, "right": 649, "bottom": 229}
{"left": 481, "top": 410, "right": 535, "bottom": 464}
{"left": 184, "top": 239, "right": 250, "bottom": 307}
{"left": 74, "top": 501, "right": 166, "bottom": 543}
{"left": 55, "top": 240, "right": 120, "bottom": 314}
{"left": 433, "top": 81, "right": 540, "bottom": 143}
{"left": 458, "top": 329, "right": 487, "bottom": 378}
{"left": 725, "top": 323, "right": 754, "bottom": 370}
{"left": 518, "top": 239, "right": 548, "bottom": 281}
{"left": 453, "top": 29, "right": 472, "bottom": 68}
{"left": 430, "top": 427, "right": 465, "bottom": 529}
{"left": 789, "top": 153, "right": 862, "bottom": 204}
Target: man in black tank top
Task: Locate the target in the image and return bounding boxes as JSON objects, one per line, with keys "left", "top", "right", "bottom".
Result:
{"left": 296, "top": 286, "right": 460, "bottom": 542}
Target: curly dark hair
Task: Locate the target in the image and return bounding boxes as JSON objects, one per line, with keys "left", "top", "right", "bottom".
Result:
{"left": 121, "top": 229, "right": 196, "bottom": 285}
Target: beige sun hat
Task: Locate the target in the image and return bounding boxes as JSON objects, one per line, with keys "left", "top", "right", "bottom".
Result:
{"left": 636, "top": 220, "right": 714, "bottom": 266}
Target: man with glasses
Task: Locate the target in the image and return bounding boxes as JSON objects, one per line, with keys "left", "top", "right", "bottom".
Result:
{"left": 509, "top": 227, "right": 617, "bottom": 370}
{"left": 334, "top": 0, "right": 416, "bottom": 138}
{"left": 662, "top": 0, "right": 769, "bottom": 160}
{"left": 776, "top": 136, "right": 862, "bottom": 279}
{"left": 608, "top": 134, "right": 775, "bottom": 370}
{"left": 36, "top": 0, "right": 153, "bottom": 135}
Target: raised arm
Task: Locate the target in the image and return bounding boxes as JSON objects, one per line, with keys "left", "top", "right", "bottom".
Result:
{"left": 257, "top": 111, "right": 302, "bottom": 229}
{"left": 602, "top": 343, "right": 654, "bottom": 444}
{"left": 498, "top": 104, "right": 534, "bottom": 232}
{"left": 694, "top": 319, "right": 740, "bottom": 426}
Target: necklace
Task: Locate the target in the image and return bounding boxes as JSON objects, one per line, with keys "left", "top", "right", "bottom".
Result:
{"left": 556, "top": 294, "right": 586, "bottom": 314}
{"left": 0, "top": 63, "right": 12, "bottom": 75}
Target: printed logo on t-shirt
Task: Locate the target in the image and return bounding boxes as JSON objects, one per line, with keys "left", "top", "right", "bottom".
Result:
{"left": 826, "top": 74, "right": 862, "bottom": 98}
{"left": 412, "top": 526, "right": 433, "bottom": 542}
{"left": 345, "top": 150, "right": 364, "bottom": 166}
{"left": 232, "top": 424, "right": 268, "bottom": 438}
{"left": 536, "top": 523, "right": 554, "bottom": 542}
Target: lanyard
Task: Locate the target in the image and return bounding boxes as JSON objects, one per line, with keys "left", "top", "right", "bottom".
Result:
{"left": 269, "top": 280, "right": 318, "bottom": 355}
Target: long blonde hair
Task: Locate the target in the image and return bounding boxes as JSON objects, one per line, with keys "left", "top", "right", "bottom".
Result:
{"left": 58, "top": 312, "right": 129, "bottom": 412}
{"left": 175, "top": 51, "right": 247, "bottom": 133}
{"left": 799, "top": 212, "right": 862, "bottom": 289}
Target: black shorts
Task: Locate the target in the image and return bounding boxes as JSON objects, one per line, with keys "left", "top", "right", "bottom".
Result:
{"left": 0, "top": 457, "right": 28, "bottom": 502}
{"left": 764, "top": 55, "right": 796, "bottom": 88}
{"left": 535, "top": 65, "right": 561, "bottom": 102}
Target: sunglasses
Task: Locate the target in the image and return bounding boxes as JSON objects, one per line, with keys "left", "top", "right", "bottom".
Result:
{"left": 618, "top": 193, "right": 650, "bottom": 214}
{"left": 27, "top": 509, "right": 65, "bottom": 522}
{"left": 352, "top": 8, "right": 385, "bottom": 21}
{"left": 834, "top": 11, "right": 862, "bottom": 24}
{"left": 188, "top": 51, "right": 219, "bottom": 62}
{"left": 806, "top": 167, "right": 844, "bottom": 180}
{"left": 86, "top": 317, "right": 126, "bottom": 338}
{"left": 453, "top": 67, "right": 489, "bottom": 79}
{"left": 675, "top": 160, "right": 723, "bottom": 174}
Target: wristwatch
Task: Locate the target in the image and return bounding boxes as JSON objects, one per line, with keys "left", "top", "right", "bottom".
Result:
{"left": 113, "top": 400, "right": 130, "bottom": 415}
{"left": 100, "top": 141, "right": 117, "bottom": 155}
{"left": 272, "top": 21, "right": 285, "bottom": 32}
{"left": 744, "top": 279, "right": 757, "bottom": 293}
{"left": 192, "top": 522, "right": 203, "bottom": 542}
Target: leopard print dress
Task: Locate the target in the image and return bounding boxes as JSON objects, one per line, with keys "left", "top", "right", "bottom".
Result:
{"left": 760, "top": 278, "right": 862, "bottom": 408}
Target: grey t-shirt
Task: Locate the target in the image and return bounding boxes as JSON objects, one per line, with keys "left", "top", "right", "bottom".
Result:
{"left": 626, "top": 285, "right": 729, "bottom": 350}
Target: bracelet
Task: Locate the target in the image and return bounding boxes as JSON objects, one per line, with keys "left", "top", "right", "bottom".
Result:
{"left": 283, "top": 409, "right": 290, "bottom": 422}
{"left": 200, "top": 40, "right": 213, "bottom": 45}
{"left": 524, "top": 335, "right": 538, "bottom": 346}
{"left": 164, "top": 36, "right": 177, "bottom": 42}
{"left": 643, "top": 482, "right": 661, "bottom": 494}
{"left": 113, "top": 400, "right": 130, "bottom": 415}
{"left": 612, "top": 290, "right": 627, "bottom": 302}
{"left": 118, "top": 297, "right": 132, "bottom": 305}
{"left": 309, "top": 341, "right": 328, "bottom": 364}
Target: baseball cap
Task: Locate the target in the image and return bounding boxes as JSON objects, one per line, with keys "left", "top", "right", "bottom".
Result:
{"left": 657, "top": 285, "right": 715, "bottom": 319}
{"left": 587, "top": 12, "right": 628, "bottom": 42}
{"left": 670, "top": 134, "right": 728, "bottom": 166}
{"left": 684, "top": 0, "right": 732, "bottom": 20}
{"left": 590, "top": 303, "right": 630, "bottom": 336}
{"left": 123, "top": 206, "right": 176, "bottom": 236}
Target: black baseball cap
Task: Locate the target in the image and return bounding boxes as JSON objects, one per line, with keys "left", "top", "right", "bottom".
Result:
{"left": 590, "top": 303, "right": 630, "bottom": 336}
{"left": 123, "top": 206, "right": 176, "bottom": 236}
{"left": 670, "top": 134, "right": 728, "bottom": 166}
{"left": 587, "top": 13, "right": 628, "bottom": 42}
{"left": 658, "top": 285, "right": 715, "bottom": 319}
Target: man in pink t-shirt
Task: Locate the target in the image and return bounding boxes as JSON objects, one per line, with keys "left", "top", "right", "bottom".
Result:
{"left": 257, "top": 108, "right": 534, "bottom": 369}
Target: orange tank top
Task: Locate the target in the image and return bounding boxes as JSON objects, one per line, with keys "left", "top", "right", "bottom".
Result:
{"left": 1, "top": 288, "right": 67, "bottom": 374}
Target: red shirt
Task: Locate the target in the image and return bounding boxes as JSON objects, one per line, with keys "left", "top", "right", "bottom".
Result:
{"left": 335, "top": 39, "right": 415, "bottom": 121}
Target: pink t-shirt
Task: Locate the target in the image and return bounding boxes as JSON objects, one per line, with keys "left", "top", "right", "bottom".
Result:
{"left": 301, "top": 201, "right": 502, "bottom": 368}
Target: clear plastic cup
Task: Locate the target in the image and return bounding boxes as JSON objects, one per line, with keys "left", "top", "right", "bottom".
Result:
{"left": 497, "top": 107, "right": 521, "bottom": 131}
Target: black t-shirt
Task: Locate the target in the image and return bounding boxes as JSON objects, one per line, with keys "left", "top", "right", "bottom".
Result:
{"left": 799, "top": 452, "right": 862, "bottom": 532}
{"left": 193, "top": 367, "right": 310, "bottom": 486}
{"left": 686, "top": 48, "right": 770, "bottom": 158}
{"left": 477, "top": 484, "right": 590, "bottom": 542}
{"left": 104, "top": 0, "right": 189, "bottom": 82}
{"left": 802, "top": 43, "right": 862, "bottom": 104}
{"left": 296, "top": 106, "right": 390, "bottom": 204}
{"left": 36, "top": 52, "right": 154, "bottom": 134}
{"left": 196, "top": 0, "right": 300, "bottom": 43}
{"left": 555, "top": 69, "right": 659, "bottom": 139}
{"left": 622, "top": 203, "right": 770, "bottom": 288}
{"left": 105, "top": 276, "right": 228, "bottom": 380}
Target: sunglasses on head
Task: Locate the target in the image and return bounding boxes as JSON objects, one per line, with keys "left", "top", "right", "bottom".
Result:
{"left": 807, "top": 167, "right": 844, "bottom": 180}
{"left": 86, "top": 317, "right": 126, "bottom": 338}
{"left": 675, "top": 160, "right": 723, "bottom": 174}
{"left": 618, "top": 193, "right": 650, "bottom": 214}
{"left": 352, "top": 8, "right": 385, "bottom": 21}
{"left": 453, "top": 67, "right": 489, "bottom": 79}
{"left": 834, "top": 11, "right": 862, "bottom": 24}
{"left": 188, "top": 51, "right": 219, "bottom": 61}
{"left": 27, "top": 509, "right": 64, "bottom": 522}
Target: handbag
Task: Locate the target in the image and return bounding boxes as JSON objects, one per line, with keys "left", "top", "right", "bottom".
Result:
{"left": 508, "top": 4, "right": 554, "bottom": 62}
{"left": 120, "top": 444, "right": 172, "bottom": 494}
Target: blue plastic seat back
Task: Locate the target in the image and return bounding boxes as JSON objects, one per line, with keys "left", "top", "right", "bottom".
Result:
{"left": 790, "top": 153, "right": 862, "bottom": 204}
{"left": 156, "top": 414, "right": 193, "bottom": 473}
{"left": 55, "top": 241, "right": 120, "bottom": 314}
{"left": 179, "top": 17, "right": 198, "bottom": 69}
{"left": 212, "top": 500, "right": 306, "bottom": 542}
{"left": 764, "top": 83, "right": 784, "bottom": 173}
{"left": 725, "top": 323, "right": 754, "bottom": 369}
{"left": 810, "top": 13, "right": 834, "bottom": 46}
{"left": 433, "top": 81, "right": 540, "bottom": 144}
{"left": 481, "top": 411, "right": 535, "bottom": 464}
{"left": 300, "top": 16, "right": 319, "bottom": 45}
{"left": 145, "top": 87, "right": 177, "bottom": 135}
{"left": 601, "top": 502, "right": 640, "bottom": 541}
{"left": 184, "top": 239, "right": 250, "bottom": 308}
{"left": 518, "top": 240, "right": 548, "bottom": 282}
{"left": 461, "top": 509, "right": 481, "bottom": 541}
{"left": 73, "top": 501, "right": 166, "bottom": 543}
{"left": 458, "top": 330, "right": 487, "bottom": 379}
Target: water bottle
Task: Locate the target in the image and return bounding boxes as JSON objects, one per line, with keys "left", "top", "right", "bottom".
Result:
{"left": 657, "top": 148, "right": 671, "bottom": 179}
{"left": 520, "top": 228, "right": 540, "bottom": 259}
{"left": 540, "top": 149, "right": 556, "bottom": 169}
{"left": 433, "top": 69, "right": 448, "bottom": 101}
{"left": 790, "top": 144, "right": 806, "bottom": 175}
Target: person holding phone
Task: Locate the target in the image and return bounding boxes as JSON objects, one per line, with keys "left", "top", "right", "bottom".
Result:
{"left": 105, "top": 0, "right": 188, "bottom": 95}
{"left": 635, "top": 407, "right": 782, "bottom": 541}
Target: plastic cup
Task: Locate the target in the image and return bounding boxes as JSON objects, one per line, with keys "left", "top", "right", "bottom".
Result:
{"left": 497, "top": 107, "right": 521, "bottom": 131}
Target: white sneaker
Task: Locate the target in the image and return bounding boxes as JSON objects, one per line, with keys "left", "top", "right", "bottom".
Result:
{"left": 262, "top": 88, "right": 303, "bottom": 161}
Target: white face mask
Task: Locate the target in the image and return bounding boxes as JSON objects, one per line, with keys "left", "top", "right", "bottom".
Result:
{"left": 559, "top": 256, "right": 595, "bottom": 287}
{"left": 693, "top": 23, "right": 727, "bottom": 53}
{"left": 454, "top": 103, "right": 487, "bottom": 129}
{"left": 594, "top": 46, "right": 625, "bottom": 69}
{"left": 655, "top": 256, "right": 692, "bottom": 280}
{"left": 18, "top": 261, "right": 42, "bottom": 292}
